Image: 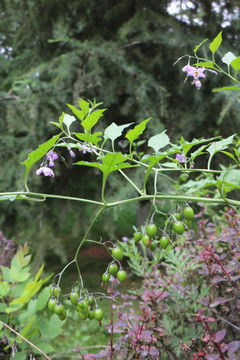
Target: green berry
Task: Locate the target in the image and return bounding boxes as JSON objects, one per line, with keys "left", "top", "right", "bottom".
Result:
{"left": 102, "top": 272, "right": 110, "bottom": 282}
{"left": 108, "top": 263, "right": 118, "bottom": 276}
{"left": 78, "top": 311, "right": 88, "bottom": 320}
{"left": 70, "top": 291, "right": 79, "bottom": 306}
{"left": 53, "top": 303, "right": 65, "bottom": 315}
{"left": 88, "top": 310, "right": 94, "bottom": 320}
{"left": 117, "top": 269, "right": 127, "bottom": 282}
{"left": 146, "top": 224, "right": 157, "bottom": 238}
{"left": 112, "top": 247, "right": 123, "bottom": 261}
{"left": 183, "top": 206, "right": 194, "bottom": 220}
{"left": 142, "top": 234, "right": 151, "bottom": 247}
{"left": 58, "top": 310, "right": 67, "bottom": 321}
{"left": 160, "top": 236, "right": 170, "bottom": 249}
{"left": 134, "top": 231, "right": 142, "bottom": 242}
{"left": 150, "top": 242, "right": 156, "bottom": 251}
{"left": 48, "top": 297, "right": 57, "bottom": 311}
{"left": 173, "top": 221, "right": 185, "bottom": 235}
{"left": 93, "top": 308, "right": 103, "bottom": 321}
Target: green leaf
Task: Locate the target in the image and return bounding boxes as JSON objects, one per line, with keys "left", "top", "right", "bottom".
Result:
{"left": 125, "top": 118, "right": 150, "bottom": 148}
{"left": 231, "top": 56, "right": 240, "bottom": 73}
{"left": 0, "top": 303, "right": 6, "bottom": 312}
{"left": 74, "top": 132, "right": 102, "bottom": 145}
{"left": 148, "top": 131, "right": 170, "bottom": 153}
{"left": 76, "top": 152, "right": 136, "bottom": 177}
{"left": 79, "top": 98, "right": 89, "bottom": 115}
{"left": 104, "top": 122, "right": 133, "bottom": 142}
{"left": 34, "top": 264, "right": 44, "bottom": 282}
{"left": 39, "top": 314, "right": 63, "bottom": 339}
{"left": 1, "top": 266, "right": 12, "bottom": 282}
{"left": 20, "top": 317, "right": 35, "bottom": 338}
{"left": 49, "top": 121, "right": 63, "bottom": 130}
{"left": 67, "top": 103, "right": 85, "bottom": 121}
{"left": 179, "top": 136, "right": 219, "bottom": 156}
{"left": 221, "top": 151, "right": 238, "bottom": 164}
{"left": 33, "top": 342, "right": 55, "bottom": 355}
{"left": 141, "top": 150, "right": 177, "bottom": 190}
{"left": 207, "top": 134, "right": 236, "bottom": 169}
{"left": 212, "top": 86, "right": 240, "bottom": 92}
{"left": 196, "top": 61, "right": 216, "bottom": 69}
{"left": 193, "top": 38, "right": 208, "bottom": 54}
{"left": 21, "top": 134, "right": 61, "bottom": 182}
{"left": 222, "top": 52, "right": 236, "bottom": 65}
{"left": 27, "top": 299, "right": 37, "bottom": 315}
{"left": 14, "top": 352, "right": 27, "bottom": 360}
{"left": 62, "top": 114, "right": 76, "bottom": 132}
{"left": 217, "top": 169, "right": 240, "bottom": 194}
{"left": 190, "top": 144, "right": 208, "bottom": 161}
{"left": 0, "top": 282, "right": 10, "bottom": 297}
{"left": 10, "top": 267, "right": 30, "bottom": 282}
{"left": 81, "top": 109, "right": 106, "bottom": 132}
{"left": 209, "top": 31, "right": 222, "bottom": 55}
{"left": 181, "top": 177, "right": 216, "bottom": 194}
{"left": 58, "top": 112, "right": 64, "bottom": 126}
{"left": 35, "top": 286, "right": 51, "bottom": 312}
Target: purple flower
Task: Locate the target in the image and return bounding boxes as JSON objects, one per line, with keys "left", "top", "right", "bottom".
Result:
{"left": 77, "top": 143, "right": 94, "bottom": 154}
{"left": 182, "top": 65, "right": 206, "bottom": 79}
{"left": 176, "top": 154, "right": 185, "bottom": 163}
{"left": 46, "top": 150, "right": 58, "bottom": 161}
{"left": 69, "top": 150, "right": 76, "bottom": 158}
{"left": 122, "top": 236, "right": 129, "bottom": 242}
{"left": 45, "top": 150, "right": 58, "bottom": 167}
{"left": 192, "top": 79, "right": 202, "bottom": 90}
{"left": 36, "top": 166, "right": 55, "bottom": 178}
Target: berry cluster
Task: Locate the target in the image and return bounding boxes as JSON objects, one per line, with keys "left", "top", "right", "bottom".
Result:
{"left": 102, "top": 246, "right": 127, "bottom": 283}
{"left": 133, "top": 206, "right": 195, "bottom": 251}
{"left": 48, "top": 284, "right": 105, "bottom": 323}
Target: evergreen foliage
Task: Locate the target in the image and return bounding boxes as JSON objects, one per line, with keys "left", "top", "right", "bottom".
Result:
{"left": 1, "top": 0, "right": 240, "bottom": 260}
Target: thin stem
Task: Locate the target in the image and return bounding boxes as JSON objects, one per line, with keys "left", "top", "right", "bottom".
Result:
{"left": 85, "top": 239, "right": 112, "bottom": 256}
{"left": 118, "top": 169, "right": 143, "bottom": 195}
{"left": 74, "top": 207, "right": 107, "bottom": 262}
{"left": 0, "top": 320, "right": 52, "bottom": 360}
{"left": 2, "top": 191, "right": 240, "bottom": 208}
{"left": 56, "top": 260, "right": 75, "bottom": 286}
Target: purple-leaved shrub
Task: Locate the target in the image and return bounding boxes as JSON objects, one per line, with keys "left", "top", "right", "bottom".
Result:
{"left": 83, "top": 207, "right": 240, "bottom": 360}
{"left": 0, "top": 231, "right": 15, "bottom": 268}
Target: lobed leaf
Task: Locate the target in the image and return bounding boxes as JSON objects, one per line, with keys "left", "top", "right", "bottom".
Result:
{"left": 62, "top": 114, "right": 76, "bottom": 132}
{"left": 222, "top": 52, "right": 237, "bottom": 65}
{"left": 125, "top": 118, "right": 150, "bottom": 147}
{"left": 104, "top": 122, "right": 133, "bottom": 143}
{"left": 67, "top": 103, "right": 85, "bottom": 121}
{"left": 21, "top": 134, "right": 61, "bottom": 182}
{"left": 231, "top": 56, "right": 240, "bottom": 73}
{"left": 196, "top": 61, "right": 216, "bottom": 69}
{"left": 75, "top": 152, "right": 137, "bottom": 181}
{"left": 81, "top": 109, "right": 106, "bottom": 132}
{"left": 207, "top": 134, "right": 236, "bottom": 169}
{"left": 209, "top": 31, "right": 222, "bottom": 55}
{"left": 79, "top": 98, "right": 90, "bottom": 115}
{"left": 148, "top": 131, "right": 170, "bottom": 153}
{"left": 193, "top": 38, "right": 208, "bottom": 54}
{"left": 74, "top": 132, "right": 102, "bottom": 145}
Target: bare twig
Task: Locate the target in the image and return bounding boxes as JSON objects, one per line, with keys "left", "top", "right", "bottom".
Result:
{"left": 0, "top": 320, "right": 52, "bottom": 360}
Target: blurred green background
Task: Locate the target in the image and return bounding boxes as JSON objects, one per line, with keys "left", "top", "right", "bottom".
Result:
{"left": 1, "top": 0, "right": 240, "bottom": 267}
